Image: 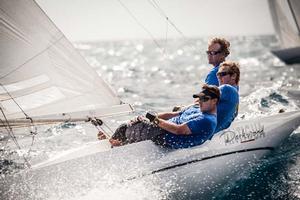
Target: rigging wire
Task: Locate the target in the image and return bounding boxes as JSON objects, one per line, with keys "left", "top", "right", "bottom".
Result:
{"left": 147, "top": 0, "right": 187, "bottom": 40}
{"left": 0, "top": 109, "right": 31, "bottom": 168}
{"left": 146, "top": 0, "right": 197, "bottom": 52}
{"left": 116, "top": 0, "right": 173, "bottom": 67}
{"left": 0, "top": 131, "right": 10, "bottom": 158}
{"left": 116, "top": 0, "right": 164, "bottom": 53}
{"left": 147, "top": 0, "right": 175, "bottom": 57}
{"left": 0, "top": 83, "right": 30, "bottom": 120}
{"left": 0, "top": 117, "right": 22, "bottom": 151}
{"left": 163, "top": 18, "right": 169, "bottom": 57}
{"left": 0, "top": 83, "right": 37, "bottom": 134}
{"left": 117, "top": 0, "right": 197, "bottom": 60}
{"left": 0, "top": 82, "right": 38, "bottom": 167}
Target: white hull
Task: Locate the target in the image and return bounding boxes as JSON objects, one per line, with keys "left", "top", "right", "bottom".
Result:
{"left": 1, "top": 111, "right": 300, "bottom": 199}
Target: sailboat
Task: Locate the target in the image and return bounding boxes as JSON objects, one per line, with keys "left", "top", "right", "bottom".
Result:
{"left": 268, "top": 0, "right": 300, "bottom": 64}
{"left": 1, "top": 0, "right": 300, "bottom": 199}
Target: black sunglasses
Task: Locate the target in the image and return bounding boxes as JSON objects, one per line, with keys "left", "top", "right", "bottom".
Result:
{"left": 206, "top": 50, "right": 222, "bottom": 56}
{"left": 199, "top": 96, "right": 211, "bottom": 102}
{"left": 217, "top": 71, "right": 232, "bottom": 77}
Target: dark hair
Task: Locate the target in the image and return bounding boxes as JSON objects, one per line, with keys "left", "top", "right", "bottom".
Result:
{"left": 202, "top": 84, "right": 220, "bottom": 103}
{"left": 209, "top": 37, "right": 230, "bottom": 57}
{"left": 220, "top": 61, "right": 240, "bottom": 84}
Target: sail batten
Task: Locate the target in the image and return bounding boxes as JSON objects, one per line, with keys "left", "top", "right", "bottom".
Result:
{"left": 0, "top": 0, "right": 132, "bottom": 121}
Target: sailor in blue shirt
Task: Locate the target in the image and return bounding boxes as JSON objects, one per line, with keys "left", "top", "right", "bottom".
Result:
{"left": 104, "top": 62, "right": 239, "bottom": 147}
{"left": 205, "top": 65, "right": 220, "bottom": 86}
{"left": 205, "top": 38, "right": 231, "bottom": 86}
{"left": 178, "top": 61, "right": 240, "bottom": 136}
{"left": 152, "top": 85, "right": 220, "bottom": 149}
{"left": 214, "top": 61, "right": 240, "bottom": 133}
{"left": 164, "top": 109, "right": 217, "bottom": 149}
{"left": 107, "top": 85, "right": 220, "bottom": 148}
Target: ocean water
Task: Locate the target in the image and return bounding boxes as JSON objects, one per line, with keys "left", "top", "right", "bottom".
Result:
{"left": 1, "top": 35, "right": 300, "bottom": 199}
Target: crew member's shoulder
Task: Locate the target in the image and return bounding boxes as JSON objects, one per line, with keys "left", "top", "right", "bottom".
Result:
{"left": 219, "top": 84, "right": 238, "bottom": 93}
{"left": 202, "top": 113, "right": 217, "bottom": 122}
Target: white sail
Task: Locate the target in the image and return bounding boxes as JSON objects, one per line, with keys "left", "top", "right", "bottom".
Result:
{"left": 268, "top": 0, "right": 300, "bottom": 48}
{"left": 268, "top": 0, "right": 300, "bottom": 64}
{"left": 0, "top": 0, "right": 133, "bottom": 122}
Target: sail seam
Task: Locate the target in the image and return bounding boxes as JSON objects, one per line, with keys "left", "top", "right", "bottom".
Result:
{"left": 0, "top": 7, "right": 30, "bottom": 44}
{"left": 0, "top": 36, "right": 64, "bottom": 80}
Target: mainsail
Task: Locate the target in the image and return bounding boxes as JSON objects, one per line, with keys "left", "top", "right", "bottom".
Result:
{"left": 0, "top": 0, "right": 133, "bottom": 126}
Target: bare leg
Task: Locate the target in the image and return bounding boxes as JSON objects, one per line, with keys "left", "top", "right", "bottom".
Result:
{"left": 109, "top": 138, "right": 123, "bottom": 146}
{"left": 97, "top": 130, "right": 123, "bottom": 147}
{"left": 97, "top": 130, "right": 107, "bottom": 140}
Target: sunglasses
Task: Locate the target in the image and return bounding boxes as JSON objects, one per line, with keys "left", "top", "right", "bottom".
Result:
{"left": 217, "top": 71, "right": 232, "bottom": 77}
{"left": 199, "top": 96, "right": 211, "bottom": 102}
{"left": 206, "top": 50, "right": 222, "bottom": 56}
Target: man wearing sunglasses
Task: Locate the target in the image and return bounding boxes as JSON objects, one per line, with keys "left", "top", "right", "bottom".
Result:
{"left": 205, "top": 38, "right": 230, "bottom": 86}
{"left": 214, "top": 61, "right": 240, "bottom": 133}
{"left": 105, "top": 85, "right": 220, "bottom": 149}
{"left": 149, "top": 58, "right": 239, "bottom": 145}
{"left": 172, "top": 61, "right": 239, "bottom": 136}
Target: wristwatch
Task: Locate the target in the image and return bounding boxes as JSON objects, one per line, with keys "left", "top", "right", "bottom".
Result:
{"left": 153, "top": 117, "right": 160, "bottom": 125}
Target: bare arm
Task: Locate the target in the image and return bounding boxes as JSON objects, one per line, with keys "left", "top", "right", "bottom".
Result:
{"left": 156, "top": 119, "right": 192, "bottom": 135}
{"left": 157, "top": 111, "right": 181, "bottom": 120}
